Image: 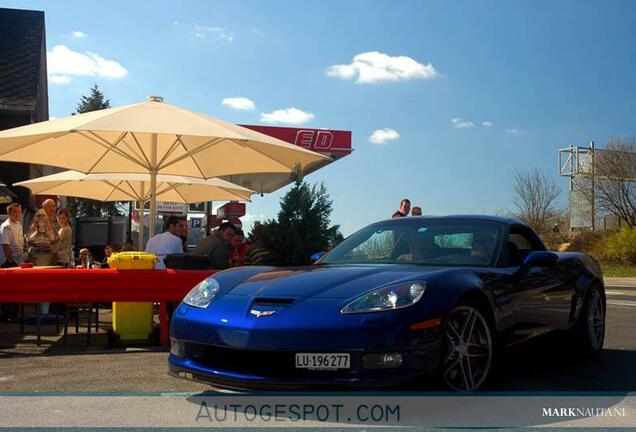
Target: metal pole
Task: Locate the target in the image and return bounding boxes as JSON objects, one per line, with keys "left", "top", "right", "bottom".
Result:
{"left": 591, "top": 141, "right": 596, "bottom": 231}
{"left": 149, "top": 133, "right": 158, "bottom": 238}
{"left": 139, "top": 182, "right": 145, "bottom": 251}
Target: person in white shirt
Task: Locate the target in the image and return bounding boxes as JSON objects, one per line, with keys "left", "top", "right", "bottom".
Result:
{"left": 0, "top": 203, "right": 25, "bottom": 268}
{"left": 145, "top": 216, "right": 188, "bottom": 269}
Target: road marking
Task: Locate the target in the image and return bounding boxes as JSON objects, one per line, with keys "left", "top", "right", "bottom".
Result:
{"left": 607, "top": 300, "right": 636, "bottom": 307}
{"left": 606, "top": 290, "right": 636, "bottom": 296}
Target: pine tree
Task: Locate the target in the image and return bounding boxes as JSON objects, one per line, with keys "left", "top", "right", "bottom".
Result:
{"left": 254, "top": 176, "right": 343, "bottom": 266}
{"left": 76, "top": 84, "right": 110, "bottom": 113}
{"left": 66, "top": 85, "right": 124, "bottom": 217}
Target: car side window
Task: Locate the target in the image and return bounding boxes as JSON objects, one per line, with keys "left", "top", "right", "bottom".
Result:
{"left": 507, "top": 228, "right": 539, "bottom": 267}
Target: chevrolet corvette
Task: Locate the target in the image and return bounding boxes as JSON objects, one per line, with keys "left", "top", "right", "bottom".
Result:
{"left": 169, "top": 216, "right": 605, "bottom": 391}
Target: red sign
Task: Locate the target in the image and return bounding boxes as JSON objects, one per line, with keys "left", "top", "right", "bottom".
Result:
{"left": 241, "top": 125, "right": 352, "bottom": 155}
{"left": 217, "top": 202, "right": 246, "bottom": 219}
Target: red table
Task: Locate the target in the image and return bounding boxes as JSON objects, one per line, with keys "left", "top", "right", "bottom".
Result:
{"left": 0, "top": 268, "right": 216, "bottom": 346}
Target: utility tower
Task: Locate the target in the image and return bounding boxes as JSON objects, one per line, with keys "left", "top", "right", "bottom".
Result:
{"left": 558, "top": 142, "right": 596, "bottom": 230}
{"left": 559, "top": 141, "right": 636, "bottom": 230}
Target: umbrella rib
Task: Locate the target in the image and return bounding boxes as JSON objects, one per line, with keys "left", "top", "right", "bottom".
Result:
{"left": 172, "top": 185, "right": 189, "bottom": 204}
{"left": 129, "top": 132, "right": 152, "bottom": 168}
{"left": 119, "top": 135, "right": 148, "bottom": 167}
{"left": 156, "top": 135, "right": 183, "bottom": 169}
{"left": 83, "top": 131, "right": 128, "bottom": 172}
{"left": 0, "top": 131, "right": 70, "bottom": 157}
{"left": 157, "top": 137, "right": 223, "bottom": 173}
{"left": 80, "top": 131, "right": 149, "bottom": 171}
{"left": 102, "top": 180, "right": 140, "bottom": 201}
{"left": 122, "top": 180, "right": 143, "bottom": 201}
{"left": 218, "top": 186, "right": 251, "bottom": 202}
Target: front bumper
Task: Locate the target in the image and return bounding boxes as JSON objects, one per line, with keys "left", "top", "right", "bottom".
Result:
{"left": 168, "top": 339, "right": 442, "bottom": 390}
{"left": 168, "top": 298, "right": 445, "bottom": 389}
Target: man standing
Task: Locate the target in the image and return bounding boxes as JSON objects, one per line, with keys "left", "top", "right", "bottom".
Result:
{"left": 145, "top": 216, "right": 188, "bottom": 269}
{"left": 193, "top": 222, "right": 236, "bottom": 270}
{"left": 0, "top": 203, "right": 25, "bottom": 268}
{"left": 392, "top": 199, "right": 411, "bottom": 218}
{"left": 41, "top": 199, "right": 60, "bottom": 258}
{"left": 42, "top": 199, "right": 60, "bottom": 231}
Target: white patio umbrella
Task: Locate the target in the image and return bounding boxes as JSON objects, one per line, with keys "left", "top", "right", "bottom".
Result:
{"left": 0, "top": 182, "right": 17, "bottom": 204}
{"left": 0, "top": 96, "right": 330, "bottom": 236}
{"left": 14, "top": 170, "right": 255, "bottom": 247}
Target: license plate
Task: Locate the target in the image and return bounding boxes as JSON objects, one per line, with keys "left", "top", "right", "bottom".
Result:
{"left": 295, "top": 353, "right": 350, "bottom": 370}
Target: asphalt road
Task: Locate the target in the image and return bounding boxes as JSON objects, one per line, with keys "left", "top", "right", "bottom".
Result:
{"left": 0, "top": 281, "right": 634, "bottom": 393}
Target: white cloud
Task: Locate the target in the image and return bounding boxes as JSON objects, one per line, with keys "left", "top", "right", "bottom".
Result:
{"left": 482, "top": 121, "right": 493, "bottom": 127}
{"left": 326, "top": 51, "right": 438, "bottom": 84}
{"left": 72, "top": 31, "right": 88, "bottom": 39}
{"left": 222, "top": 97, "right": 256, "bottom": 111}
{"left": 49, "top": 75, "right": 71, "bottom": 85}
{"left": 452, "top": 118, "right": 475, "bottom": 129}
{"left": 46, "top": 45, "right": 128, "bottom": 82}
{"left": 506, "top": 128, "right": 523, "bottom": 134}
{"left": 189, "top": 23, "right": 234, "bottom": 42}
{"left": 368, "top": 128, "right": 400, "bottom": 144}
{"left": 260, "top": 107, "right": 314, "bottom": 125}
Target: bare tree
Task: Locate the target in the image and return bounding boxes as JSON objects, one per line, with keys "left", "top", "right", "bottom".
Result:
{"left": 512, "top": 169, "right": 561, "bottom": 233}
{"left": 592, "top": 138, "right": 636, "bottom": 227}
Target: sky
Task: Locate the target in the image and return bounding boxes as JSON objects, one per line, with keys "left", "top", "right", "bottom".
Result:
{"left": 3, "top": 0, "right": 636, "bottom": 236}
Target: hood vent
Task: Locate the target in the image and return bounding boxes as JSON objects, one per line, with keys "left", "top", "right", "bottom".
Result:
{"left": 253, "top": 297, "right": 295, "bottom": 306}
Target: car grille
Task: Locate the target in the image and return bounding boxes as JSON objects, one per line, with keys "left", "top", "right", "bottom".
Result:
{"left": 187, "top": 343, "right": 354, "bottom": 378}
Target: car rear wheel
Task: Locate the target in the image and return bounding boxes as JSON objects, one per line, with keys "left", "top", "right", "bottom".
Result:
{"left": 442, "top": 305, "right": 494, "bottom": 391}
{"left": 573, "top": 285, "right": 605, "bottom": 353}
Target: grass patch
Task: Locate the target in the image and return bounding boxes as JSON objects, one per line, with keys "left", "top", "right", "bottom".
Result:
{"left": 601, "top": 264, "right": 636, "bottom": 277}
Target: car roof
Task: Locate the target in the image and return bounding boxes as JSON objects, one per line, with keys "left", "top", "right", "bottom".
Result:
{"left": 374, "top": 214, "right": 525, "bottom": 226}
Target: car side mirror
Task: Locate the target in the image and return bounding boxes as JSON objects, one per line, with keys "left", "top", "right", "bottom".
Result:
{"left": 311, "top": 251, "right": 325, "bottom": 263}
{"left": 522, "top": 251, "right": 559, "bottom": 270}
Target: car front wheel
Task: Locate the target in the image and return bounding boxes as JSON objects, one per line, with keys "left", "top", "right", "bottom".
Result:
{"left": 573, "top": 285, "right": 605, "bottom": 353}
{"left": 442, "top": 305, "right": 494, "bottom": 391}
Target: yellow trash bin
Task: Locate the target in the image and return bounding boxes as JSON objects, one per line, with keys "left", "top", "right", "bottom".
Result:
{"left": 108, "top": 252, "right": 158, "bottom": 342}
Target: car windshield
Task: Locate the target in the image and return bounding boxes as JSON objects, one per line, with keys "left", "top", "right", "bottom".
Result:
{"left": 320, "top": 219, "right": 502, "bottom": 267}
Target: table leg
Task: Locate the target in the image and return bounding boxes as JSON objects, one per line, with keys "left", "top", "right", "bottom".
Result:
{"left": 64, "top": 304, "right": 69, "bottom": 346}
{"left": 36, "top": 303, "right": 41, "bottom": 347}
{"left": 160, "top": 303, "right": 169, "bottom": 347}
{"left": 87, "top": 307, "right": 92, "bottom": 346}
{"left": 19, "top": 304, "right": 24, "bottom": 334}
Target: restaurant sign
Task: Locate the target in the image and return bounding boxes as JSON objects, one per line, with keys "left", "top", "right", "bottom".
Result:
{"left": 157, "top": 202, "right": 188, "bottom": 216}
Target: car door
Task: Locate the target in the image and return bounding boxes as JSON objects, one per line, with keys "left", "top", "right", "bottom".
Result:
{"left": 505, "top": 225, "right": 571, "bottom": 339}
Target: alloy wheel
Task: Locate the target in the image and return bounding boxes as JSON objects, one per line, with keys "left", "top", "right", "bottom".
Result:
{"left": 587, "top": 289, "right": 605, "bottom": 351}
{"left": 442, "top": 306, "right": 493, "bottom": 391}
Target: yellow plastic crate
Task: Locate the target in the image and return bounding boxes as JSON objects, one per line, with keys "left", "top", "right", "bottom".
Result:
{"left": 112, "top": 302, "right": 154, "bottom": 341}
{"left": 107, "top": 252, "right": 157, "bottom": 270}
{"left": 108, "top": 252, "right": 157, "bottom": 342}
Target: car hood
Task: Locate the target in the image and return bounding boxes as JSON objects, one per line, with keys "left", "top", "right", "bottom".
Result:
{"left": 226, "top": 264, "right": 448, "bottom": 299}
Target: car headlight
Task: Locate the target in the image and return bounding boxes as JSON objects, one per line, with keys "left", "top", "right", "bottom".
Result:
{"left": 183, "top": 278, "right": 221, "bottom": 308}
{"left": 341, "top": 281, "right": 426, "bottom": 314}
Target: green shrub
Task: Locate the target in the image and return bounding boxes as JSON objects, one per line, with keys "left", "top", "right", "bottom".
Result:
{"left": 605, "top": 228, "right": 636, "bottom": 264}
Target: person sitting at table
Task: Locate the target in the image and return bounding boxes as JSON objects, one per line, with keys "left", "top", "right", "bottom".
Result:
{"left": 77, "top": 248, "right": 100, "bottom": 268}
{"left": 101, "top": 243, "right": 121, "bottom": 268}
{"left": 55, "top": 208, "right": 73, "bottom": 268}
{"left": 145, "top": 216, "right": 187, "bottom": 269}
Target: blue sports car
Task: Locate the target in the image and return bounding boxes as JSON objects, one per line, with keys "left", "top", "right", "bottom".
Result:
{"left": 169, "top": 216, "right": 605, "bottom": 391}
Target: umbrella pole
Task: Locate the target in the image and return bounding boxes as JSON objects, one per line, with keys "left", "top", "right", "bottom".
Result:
{"left": 137, "top": 181, "right": 146, "bottom": 251}
{"left": 149, "top": 133, "right": 158, "bottom": 238}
